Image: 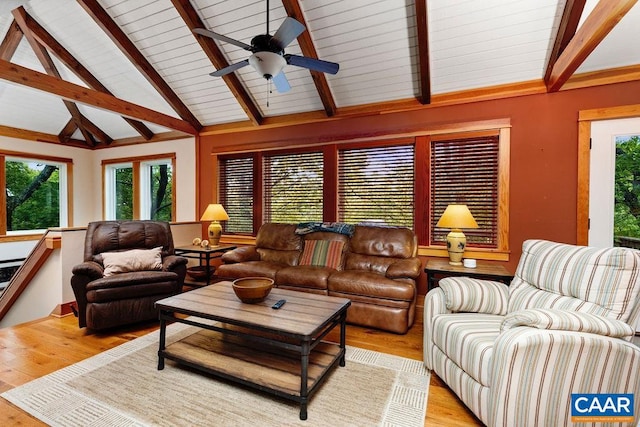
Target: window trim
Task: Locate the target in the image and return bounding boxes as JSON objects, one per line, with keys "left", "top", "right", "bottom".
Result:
{"left": 216, "top": 120, "right": 510, "bottom": 261}
{"left": 102, "top": 153, "right": 176, "bottom": 221}
{"left": 0, "top": 150, "right": 73, "bottom": 237}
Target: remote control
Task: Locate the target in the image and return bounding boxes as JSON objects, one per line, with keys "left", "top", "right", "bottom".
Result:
{"left": 272, "top": 299, "right": 286, "bottom": 309}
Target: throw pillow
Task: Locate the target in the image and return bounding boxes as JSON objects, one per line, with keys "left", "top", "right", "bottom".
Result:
{"left": 299, "top": 240, "right": 345, "bottom": 270}
{"left": 101, "top": 247, "right": 163, "bottom": 277}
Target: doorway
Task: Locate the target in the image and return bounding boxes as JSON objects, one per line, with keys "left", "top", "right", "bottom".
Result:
{"left": 588, "top": 117, "right": 640, "bottom": 248}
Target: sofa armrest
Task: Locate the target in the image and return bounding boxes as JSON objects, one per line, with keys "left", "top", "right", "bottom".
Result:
{"left": 438, "top": 277, "right": 509, "bottom": 315}
{"left": 221, "top": 246, "right": 260, "bottom": 263}
{"left": 162, "top": 254, "right": 188, "bottom": 271}
{"left": 423, "top": 288, "right": 452, "bottom": 370}
{"left": 501, "top": 308, "right": 635, "bottom": 339}
{"left": 488, "top": 326, "right": 640, "bottom": 427}
{"left": 386, "top": 257, "right": 422, "bottom": 279}
{"left": 71, "top": 261, "right": 104, "bottom": 280}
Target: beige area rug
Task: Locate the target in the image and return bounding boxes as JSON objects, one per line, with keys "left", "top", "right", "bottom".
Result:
{"left": 1, "top": 321, "right": 429, "bottom": 426}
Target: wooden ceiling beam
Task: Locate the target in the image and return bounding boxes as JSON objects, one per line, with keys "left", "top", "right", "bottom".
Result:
{"left": 544, "top": 0, "right": 586, "bottom": 84}
{"left": 170, "top": 0, "right": 263, "bottom": 126}
{"left": 281, "top": 0, "right": 337, "bottom": 116}
{"left": 0, "top": 59, "right": 198, "bottom": 135}
{"left": 13, "top": 7, "right": 111, "bottom": 146}
{"left": 0, "top": 20, "right": 22, "bottom": 61}
{"left": 547, "top": 0, "right": 637, "bottom": 92}
{"left": 58, "top": 119, "right": 77, "bottom": 143}
{"left": 76, "top": 0, "right": 202, "bottom": 132}
{"left": 17, "top": 8, "right": 154, "bottom": 141}
{"left": 414, "top": 0, "right": 431, "bottom": 104}
{"left": 0, "top": 124, "right": 85, "bottom": 147}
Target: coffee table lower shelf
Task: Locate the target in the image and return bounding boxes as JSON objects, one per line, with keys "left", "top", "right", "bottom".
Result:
{"left": 159, "top": 328, "right": 343, "bottom": 419}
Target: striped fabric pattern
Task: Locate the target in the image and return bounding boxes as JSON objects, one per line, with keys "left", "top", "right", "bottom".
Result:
{"left": 432, "top": 313, "right": 503, "bottom": 386}
{"left": 299, "top": 240, "right": 345, "bottom": 270}
{"left": 510, "top": 240, "right": 640, "bottom": 323}
{"left": 489, "top": 327, "right": 640, "bottom": 427}
{"left": 423, "top": 240, "right": 640, "bottom": 427}
{"left": 501, "top": 308, "right": 635, "bottom": 338}
{"left": 439, "top": 277, "right": 509, "bottom": 315}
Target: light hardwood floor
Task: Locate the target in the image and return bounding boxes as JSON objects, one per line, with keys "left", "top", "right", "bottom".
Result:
{"left": 0, "top": 309, "right": 483, "bottom": 426}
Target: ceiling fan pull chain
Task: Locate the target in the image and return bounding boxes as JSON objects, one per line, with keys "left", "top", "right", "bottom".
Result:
{"left": 267, "top": 79, "right": 271, "bottom": 108}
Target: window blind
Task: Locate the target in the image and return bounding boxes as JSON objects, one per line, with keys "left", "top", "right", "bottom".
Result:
{"left": 430, "top": 135, "right": 499, "bottom": 247}
{"left": 263, "top": 151, "right": 323, "bottom": 223}
{"left": 338, "top": 145, "right": 414, "bottom": 227}
{"left": 219, "top": 157, "right": 254, "bottom": 233}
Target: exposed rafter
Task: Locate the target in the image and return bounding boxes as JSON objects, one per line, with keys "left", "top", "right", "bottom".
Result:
{"left": 171, "top": 0, "right": 263, "bottom": 126}
{"left": 281, "top": 0, "right": 337, "bottom": 116}
{"left": 414, "top": 0, "right": 431, "bottom": 104}
{"left": 544, "top": 0, "right": 586, "bottom": 84}
{"left": 76, "top": 0, "right": 202, "bottom": 132}
{"left": 13, "top": 7, "right": 111, "bottom": 146}
{"left": 0, "top": 19, "right": 22, "bottom": 61}
{"left": 0, "top": 59, "right": 198, "bottom": 135}
{"left": 547, "top": 0, "right": 637, "bottom": 92}
{"left": 14, "top": 7, "right": 154, "bottom": 141}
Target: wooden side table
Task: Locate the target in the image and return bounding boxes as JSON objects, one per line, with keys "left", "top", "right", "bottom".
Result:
{"left": 175, "top": 244, "right": 237, "bottom": 286}
{"left": 425, "top": 258, "right": 513, "bottom": 291}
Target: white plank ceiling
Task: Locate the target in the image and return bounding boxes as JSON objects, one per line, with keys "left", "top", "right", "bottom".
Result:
{"left": 0, "top": 0, "right": 638, "bottom": 146}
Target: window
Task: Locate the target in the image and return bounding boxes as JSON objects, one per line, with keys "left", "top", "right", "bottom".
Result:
{"left": 264, "top": 151, "right": 323, "bottom": 223}
{"left": 430, "top": 134, "right": 500, "bottom": 248}
{"left": 103, "top": 154, "right": 175, "bottom": 221}
{"left": 0, "top": 152, "right": 71, "bottom": 235}
{"left": 216, "top": 121, "right": 510, "bottom": 259}
{"left": 219, "top": 157, "right": 254, "bottom": 233}
{"left": 338, "top": 144, "right": 414, "bottom": 227}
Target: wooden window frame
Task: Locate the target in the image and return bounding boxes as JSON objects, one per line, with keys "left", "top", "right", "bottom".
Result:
{"left": 0, "top": 150, "right": 73, "bottom": 241}
{"left": 101, "top": 153, "right": 176, "bottom": 221}
{"left": 217, "top": 120, "right": 511, "bottom": 260}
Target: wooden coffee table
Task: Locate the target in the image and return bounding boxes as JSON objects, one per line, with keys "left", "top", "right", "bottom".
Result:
{"left": 155, "top": 281, "right": 351, "bottom": 420}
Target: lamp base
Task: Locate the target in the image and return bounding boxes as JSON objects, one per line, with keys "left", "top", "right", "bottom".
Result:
{"left": 446, "top": 229, "right": 467, "bottom": 266}
{"left": 208, "top": 221, "right": 222, "bottom": 247}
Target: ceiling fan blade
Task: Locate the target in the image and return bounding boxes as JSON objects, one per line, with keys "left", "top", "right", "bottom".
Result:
{"left": 193, "top": 28, "right": 253, "bottom": 51}
{"left": 271, "top": 17, "right": 305, "bottom": 50}
{"left": 285, "top": 55, "right": 339, "bottom": 75}
{"left": 210, "top": 59, "right": 250, "bottom": 77}
{"left": 272, "top": 72, "right": 291, "bottom": 93}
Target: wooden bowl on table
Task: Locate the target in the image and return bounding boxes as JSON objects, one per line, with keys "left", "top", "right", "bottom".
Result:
{"left": 232, "top": 277, "right": 274, "bottom": 303}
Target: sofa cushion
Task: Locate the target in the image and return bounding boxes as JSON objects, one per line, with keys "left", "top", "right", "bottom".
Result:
{"left": 216, "top": 260, "right": 285, "bottom": 280}
{"left": 299, "top": 240, "right": 345, "bottom": 270}
{"left": 329, "top": 270, "right": 415, "bottom": 301}
{"left": 431, "top": 313, "right": 503, "bottom": 386}
{"left": 86, "top": 271, "right": 178, "bottom": 302}
{"left": 350, "top": 225, "right": 416, "bottom": 258}
{"left": 510, "top": 240, "right": 640, "bottom": 323}
{"left": 101, "top": 247, "right": 163, "bottom": 277}
{"left": 276, "top": 265, "right": 334, "bottom": 290}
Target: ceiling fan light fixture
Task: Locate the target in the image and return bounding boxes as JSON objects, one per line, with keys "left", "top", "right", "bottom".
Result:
{"left": 248, "top": 51, "right": 286, "bottom": 80}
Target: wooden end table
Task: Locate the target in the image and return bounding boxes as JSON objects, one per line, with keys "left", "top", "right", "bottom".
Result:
{"left": 155, "top": 282, "right": 351, "bottom": 420}
{"left": 425, "top": 258, "right": 513, "bottom": 291}
{"left": 174, "top": 244, "right": 236, "bottom": 286}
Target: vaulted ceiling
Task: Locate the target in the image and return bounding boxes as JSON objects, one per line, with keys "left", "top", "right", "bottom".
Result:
{"left": 0, "top": 0, "right": 638, "bottom": 148}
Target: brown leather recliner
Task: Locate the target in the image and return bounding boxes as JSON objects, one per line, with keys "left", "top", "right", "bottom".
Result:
{"left": 71, "top": 220, "right": 187, "bottom": 330}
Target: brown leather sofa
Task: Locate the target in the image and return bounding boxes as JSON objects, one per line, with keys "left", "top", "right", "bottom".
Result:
{"left": 71, "top": 220, "right": 188, "bottom": 330}
{"left": 217, "top": 223, "right": 422, "bottom": 334}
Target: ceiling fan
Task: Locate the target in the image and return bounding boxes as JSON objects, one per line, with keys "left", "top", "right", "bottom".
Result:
{"left": 193, "top": 1, "right": 339, "bottom": 93}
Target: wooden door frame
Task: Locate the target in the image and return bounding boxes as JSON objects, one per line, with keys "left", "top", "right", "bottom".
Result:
{"left": 577, "top": 104, "right": 640, "bottom": 245}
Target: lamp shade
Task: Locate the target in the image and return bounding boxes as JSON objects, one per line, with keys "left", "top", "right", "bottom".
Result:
{"left": 436, "top": 204, "right": 478, "bottom": 229}
{"left": 200, "top": 204, "right": 229, "bottom": 221}
{"left": 248, "top": 51, "right": 286, "bottom": 79}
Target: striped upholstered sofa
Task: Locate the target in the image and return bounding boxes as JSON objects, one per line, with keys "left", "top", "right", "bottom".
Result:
{"left": 424, "top": 239, "right": 640, "bottom": 427}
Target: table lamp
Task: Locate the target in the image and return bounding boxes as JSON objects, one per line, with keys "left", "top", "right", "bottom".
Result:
{"left": 200, "top": 204, "right": 229, "bottom": 247}
{"left": 436, "top": 204, "right": 478, "bottom": 265}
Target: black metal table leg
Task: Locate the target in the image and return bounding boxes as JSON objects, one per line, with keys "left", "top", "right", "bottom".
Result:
{"left": 157, "top": 311, "right": 167, "bottom": 370}
{"left": 299, "top": 340, "right": 310, "bottom": 420}
{"left": 339, "top": 311, "right": 347, "bottom": 366}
